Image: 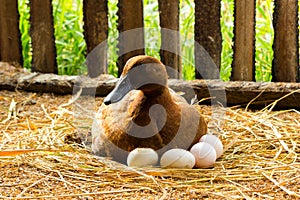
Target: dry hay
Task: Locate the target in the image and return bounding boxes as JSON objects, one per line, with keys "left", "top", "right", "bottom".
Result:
{"left": 0, "top": 90, "right": 299, "bottom": 200}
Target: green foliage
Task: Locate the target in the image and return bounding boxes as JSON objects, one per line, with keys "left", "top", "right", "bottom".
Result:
{"left": 220, "top": 0, "right": 234, "bottom": 81}
{"left": 180, "top": 0, "right": 195, "bottom": 80}
{"left": 220, "top": 0, "right": 274, "bottom": 81}
{"left": 52, "top": 0, "right": 86, "bottom": 75}
{"left": 18, "top": 0, "right": 31, "bottom": 70}
{"left": 18, "top": 0, "right": 86, "bottom": 75}
{"left": 255, "top": 0, "right": 274, "bottom": 82}
{"left": 107, "top": 0, "right": 119, "bottom": 77}
{"left": 144, "top": 0, "right": 160, "bottom": 59}
{"left": 18, "top": 0, "right": 275, "bottom": 81}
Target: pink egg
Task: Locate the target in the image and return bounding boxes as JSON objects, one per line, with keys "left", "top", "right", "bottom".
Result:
{"left": 190, "top": 142, "right": 217, "bottom": 168}
{"left": 200, "top": 134, "right": 224, "bottom": 158}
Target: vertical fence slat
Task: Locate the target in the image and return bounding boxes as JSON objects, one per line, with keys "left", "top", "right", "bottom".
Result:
{"left": 194, "top": 0, "right": 222, "bottom": 79}
{"left": 117, "top": 0, "right": 145, "bottom": 76}
{"left": 0, "top": 0, "right": 22, "bottom": 64}
{"left": 231, "top": 0, "right": 256, "bottom": 81}
{"left": 158, "top": 0, "right": 181, "bottom": 78}
{"left": 272, "top": 0, "right": 299, "bottom": 82}
{"left": 30, "top": 0, "right": 57, "bottom": 74}
{"left": 83, "top": 0, "right": 108, "bottom": 78}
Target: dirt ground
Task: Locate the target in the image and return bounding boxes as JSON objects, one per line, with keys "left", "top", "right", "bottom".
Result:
{"left": 0, "top": 89, "right": 299, "bottom": 199}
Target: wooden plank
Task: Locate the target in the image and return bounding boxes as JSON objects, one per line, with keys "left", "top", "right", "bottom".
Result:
{"left": 0, "top": 0, "right": 22, "bottom": 64}
{"left": 194, "top": 0, "right": 222, "bottom": 79}
{"left": 158, "top": 0, "right": 181, "bottom": 78}
{"left": 2, "top": 62, "right": 300, "bottom": 110}
{"left": 272, "top": 0, "right": 299, "bottom": 82}
{"left": 117, "top": 0, "right": 145, "bottom": 76}
{"left": 231, "top": 0, "right": 256, "bottom": 81}
{"left": 83, "top": 0, "right": 108, "bottom": 78}
{"left": 0, "top": 62, "right": 115, "bottom": 95}
{"left": 30, "top": 0, "right": 57, "bottom": 73}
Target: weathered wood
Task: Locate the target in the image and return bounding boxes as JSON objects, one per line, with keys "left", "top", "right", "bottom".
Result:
{"left": 0, "top": 0, "right": 22, "bottom": 64}
{"left": 232, "top": 0, "right": 256, "bottom": 81}
{"left": 83, "top": 0, "right": 108, "bottom": 78}
{"left": 0, "top": 62, "right": 115, "bottom": 96}
{"left": 158, "top": 0, "right": 181, "bottom": 78}
{"left": 272, "top": 0, "right": 299, "bottom": 82}
{"left": 1, "top": 62, "right": 300, "bottom": 110}
{"left": 194, "top": 0, "right": 222, "bottom": 79}
{"left": 117, "top": 0, "right": 145, "bottom": 76}
{"left": 30, "top": 0, "right": 57, "bottom": 74}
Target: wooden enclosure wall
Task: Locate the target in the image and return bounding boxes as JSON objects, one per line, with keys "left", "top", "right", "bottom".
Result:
{"left": 272, "top": 0, "right": 299, "bottom": 82}
{"left": 83, "top": 0, "right": 108, "bottom": 78}
{"left": 158, "top": 0, "right": 181, "bottom": 79}
{"left": 194, "top": 0, "right": 222, "bottom": 79}
{"left": 0, "top": 0, "right": 22, "bottom": 64}
{"left": 117, "top": 0, "right": 145, "bottom": 77}
{"left": 30, "top": 0, "right": 58, "bottom": 74}
{"left": 0, "top": 0, "right": 299, "bottom": 82}
{"left": 231, "top": 0, "right": 256, "bottom": 81}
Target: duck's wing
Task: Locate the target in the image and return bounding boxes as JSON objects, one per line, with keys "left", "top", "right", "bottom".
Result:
{"left": 158, "top": 103, "right": 207, "bottom": 154}
{"left": 91, "top": 90, "right": 145, "bottom": 161}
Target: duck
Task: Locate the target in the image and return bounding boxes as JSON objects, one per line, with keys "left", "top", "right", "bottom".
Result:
{"left": 92, "top": 55, "right": 207, "bottom": 164}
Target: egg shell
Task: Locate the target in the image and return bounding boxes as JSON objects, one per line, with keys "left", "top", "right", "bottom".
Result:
{"left": 190, "top": 142, "right": 217, "bottom": 168}
{"left": 127, "top": 148, "right": 158, "bottom": 167}
{"left": 160, "top": 149, "right": 195, "bottom": 169}
{"left": 200, "top": 134, "right": 224, "bottom": 158}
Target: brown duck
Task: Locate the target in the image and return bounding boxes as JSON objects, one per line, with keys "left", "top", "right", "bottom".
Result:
{"left": 92, "top": 55, "right": 207, "bottom": 163}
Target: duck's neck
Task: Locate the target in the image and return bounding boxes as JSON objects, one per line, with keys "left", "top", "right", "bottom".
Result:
{"left": 131, "top": 87, "right": 177, "bottom": 125}
{"left": 144, "top": 86, "right": 173, "bottom": 105}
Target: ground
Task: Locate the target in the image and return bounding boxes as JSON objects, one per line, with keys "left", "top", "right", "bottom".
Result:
{"left": 0, "top": 90, "right": 299, "bottom": 199}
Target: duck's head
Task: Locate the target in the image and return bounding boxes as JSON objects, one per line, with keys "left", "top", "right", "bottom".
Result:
{"left": 104, "top": 55, "right": 168, "bottom": 105}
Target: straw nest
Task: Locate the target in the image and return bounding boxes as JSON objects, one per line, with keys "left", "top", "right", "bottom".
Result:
{"left": 0, "top": 89, "right": 299, "bottom": 199}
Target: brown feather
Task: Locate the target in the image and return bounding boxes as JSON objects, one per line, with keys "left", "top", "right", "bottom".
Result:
{"left": 92, "top": 56, "right": 207, "bottom": 163}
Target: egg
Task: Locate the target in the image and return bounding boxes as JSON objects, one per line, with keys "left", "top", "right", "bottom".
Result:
{"left": 190, "top": 142, "right": 217, "bottom": 168}
{"left": 199, "top": 134, "right": 224, "bottom": 158}
{"left": 160, "top": 149, "right": 195, "bottom": 169}
{"left": 127, "top": 148, "right": 158, "bottom": 167}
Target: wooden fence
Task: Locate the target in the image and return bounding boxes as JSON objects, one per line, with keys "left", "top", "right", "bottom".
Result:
{"left": 0, "top": 0, "right": 299, "bottom": 82}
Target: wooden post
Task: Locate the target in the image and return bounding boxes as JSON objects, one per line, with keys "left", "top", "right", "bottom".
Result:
{"left": 194, "top": 0, "right": 222, "bottom": 79}
{"left": 231, "top": 0, "right": 256, "bottom": 81}
{"left": 0, "top": 0, "right": 22, "bottom": 64}
{"left": 117, "top": 0, "right": 145, "bottom": 76}
{"left": 83, "top": 0, "right": 108, "bottom": 78}
{"left": 30, "top": 0, "right": 57, "bottom": 74}
{"left": 158, "top": 0, "right": 181, "bottom": 79}
{"left": 272, "top": 0, "right": 299, "bottom": 82}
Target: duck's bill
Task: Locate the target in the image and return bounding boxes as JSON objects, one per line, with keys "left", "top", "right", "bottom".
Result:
{"left": 103, "top": 74, "right": 133, "bottom": 105}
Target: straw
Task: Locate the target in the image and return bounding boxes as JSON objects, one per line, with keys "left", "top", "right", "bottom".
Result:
{"left": 0, "top": 89, "right": 299, "bottom": 199}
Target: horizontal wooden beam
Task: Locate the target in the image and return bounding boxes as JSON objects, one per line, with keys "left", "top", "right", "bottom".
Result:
{"left": 1, "top": 62, "right": 300, "bottom": 110}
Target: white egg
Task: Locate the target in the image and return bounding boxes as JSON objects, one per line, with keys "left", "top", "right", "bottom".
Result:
{"left": 199, "top": 134, "right": 224, "bottom": 158}
{"left": 160, "top": 149, "right": 195, "bottom": 169}
{"left": 190, "top": 142, "right": 217, "bottom": 168}
{"left": 127, "top": 148, "right": 158, "bottom": 167}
